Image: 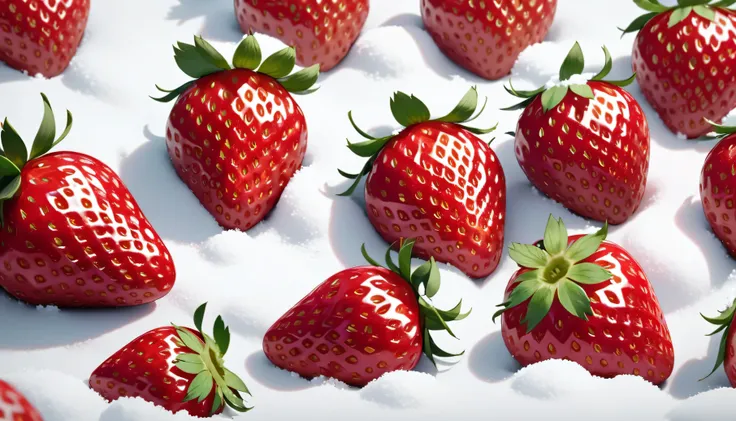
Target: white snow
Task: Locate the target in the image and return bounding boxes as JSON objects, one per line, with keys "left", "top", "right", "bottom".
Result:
{"left": 1, "top": 0, "right": 735, "bottom": 420}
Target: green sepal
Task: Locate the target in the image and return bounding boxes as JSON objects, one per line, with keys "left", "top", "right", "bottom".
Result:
{"left": 0, "top": 175, "right": 20, "bottom": 201}
{"left": 633, "top": 0, "right": 670, "bottom": 12}
{"left": 437, "top": 86, "right": 480, "bottom": 123}
{"left": 521, "top": 285, "right": 555, "bottom": 332}
{"left": 193, "top": 302, "right": 207, "bottom": 332}
{"left": 29, "top": 93, "right": 56, "bottom": 160}
{"left": 619, "top": 12, "right": 659, "bottom": 36}
{"left": 210, "top": 390, "right": 224, "bottom": 417}
{"left": 606, "top": 73, "right": 637, "bottom": 87}
{"left": 397, "top": 239, "right": 414, "bottom": 281}
{"left": 501, "top": 96, "right": 537, "bottom": 112}
{"left": 508, "top": 243, "right": 550, "bottom": 268}
{"left": 678, "top": 0, "right": 712, "bottom": 6}
{"left": 559, "top": 42, "right": 585, "bottom": 81}
{"left": 1, "top": 119, "right": 27, "bottom": 168}
{"left": 390, "top": 92, "right": 431, "bottom": 127}
{"left": 565, "top": 222, "right": 608, "bottom": 262}
{"left": 173, "top": 324, "right": 205, "bottom": 353}
{"left": 428, "top": 333, "right": 465, "bottom": 358}
{"left": 213, "top": 316, "right": 230, "bottom": 355}
{"left": 705, "top": 119, "right": 736, "bottom": 139}
{"left": 336, "top": 156, "right": 375, "bottom": 197}
{"left": 224, "top": 368, "right": 251, "bottom": 394}
{"left": 174, "top": 353, "right": 206, "bottom": 374}
{"left": 0, "top": 155, "right": 20, "bottom": 177}
{"left": 173, "top": 40, "right": 225, "bottom": 79}
{"left": 669, "top": 6, "right": 694, "bottom": 27}
{"left": 557, "top": 279, "right": 593, "bottom": 320}
{"left": 278, "top": 64, "right": 320, "bottom": 93}
{"left": 591, "top": 47, "right": 613, "bottom": 80}
{"left": 459, "top": 122, "right": 498, "bottom": 135}
{"left": 700, "top": 299, "right": 736, "bottom": 380}
{"left": 346, "top": 136, "right": 393, "bottom": 158}
{"left": 232, "top": 34, "right": 262, "bottom": 70}
{"left": 713, "top": 0, "right": 736, "bottom": 7}
{"left": 693, "top": 4, "right": 716, "bottom": 20}
{"left": 566, "top": 263, "right": 612, "bottom": 284}
{"left": 492, "top": 277, "right": 541, "bottom": 323}
{"left": 194, "top": 35, "right": 231, "bottom": 71}
{"left": 151, "top": 81, "right": 195, "bottom": 103}
{"left": 384, "top": 242, "right": 401, "bottom": 274}
{"left": 183, "top": 371, "right": 214, "bottom": 403}
{"left": 258, "top": 47, "right": 296, "bottom": 79}
{"left": 360, "top": 243, "right": 384, "bottom": 268}
{"left": 543, "top": 214, "right": 568, "bottom": 255}
{"left": 347, "top": 111, "right": 377, "bottom": 140}
{"left": 570, "top": 84, "right": 594, "bottom": 100}
{"left": 541, "top": 86, "right": 569, "bottom": 113}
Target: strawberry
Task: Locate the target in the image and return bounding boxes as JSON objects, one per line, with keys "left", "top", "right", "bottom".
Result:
{"left": 234, "top": 0, "right": 369, "bottom": 72}
{"left": 90, "top": 303, "right": 252, "bottom": 417}
{"left": 337, "top": 87, "right": 505, "bottom": 279}
{"left": 0, "top": 379, "right": 43, "bottom": 421}
{"left": 701, "top": 298, "right": 736, "bottom": 386}
{"left": 263, "top": 239, "right": 469, "bottom": 387}
{"left": 494, "top": 215, "right": 675, "bottom": 385}
{"left": 0, "top": 0, "right": 90, "bottom": 78}
{"left": 0, "top": 94, "right": 175, "bottom": 307}
{"left": 620, "top": 0, "right": 736, "bottom": 139}
{"left": 421, "top": 0, "right": 557, "bottom": 80}
{"left": 153, "top": 34, "right": 319, "bottom": 231}
{"left": 503, "top": 42, "right": 650, "bottom": 225}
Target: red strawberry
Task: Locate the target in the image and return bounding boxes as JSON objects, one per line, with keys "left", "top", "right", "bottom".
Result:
{"left": 0, "top": 94, "right": 175, "bottom": 307}
{"left": 503, "top": 42, "right": 650, "bottom": 224}
{"left": 494, "top": 215, "right": 675, "bottom": 385}
{"left": 234, "top": 0, "right": 368, "bottom": 72}
{"left": 0, "top": 0, "right": 90, "bottom": 78}
{"left": 701, "top": 298, "right": 736, "bottom": 386}
{"left": 621, "top": 0, "right": 736, "bottom": 139}
{"left": 90, "top": 303, "right": 252, "bottom": 417}
{"left": 338, "top": 88, "right": 505, "bottom": 279}
{"left": 263, "top": 239, "right": 469, "bottom": 387}
{"left": 153, "top": 34, "right": 319, "bottom": 231}
{"left": 421, "top": 0, "right": 557, "bottom": 80}
{"left": 0, "top": 379, "right": 43, "bottom": 421}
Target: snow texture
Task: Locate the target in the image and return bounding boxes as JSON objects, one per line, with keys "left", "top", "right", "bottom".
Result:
{"left": 0, "top": 0, "right": 735, "bottom": 420}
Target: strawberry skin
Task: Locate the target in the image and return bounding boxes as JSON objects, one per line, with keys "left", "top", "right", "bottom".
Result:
{"left": 234, "top": 0, "right": 369, "bottom": 71}
{"left": 421, "top": 0, "right": 557, "bottom": 80}
{"left": 0, "top": 0, "right": 90, "bottom": 78}
{"left": 365, "top": 121, "right": 505, "bottom": 278}
{"left": 0, "top": 379, "right": 43, "bottom": 421}
{"left": 700, "top": 126, "right": 736, "bottom": 258}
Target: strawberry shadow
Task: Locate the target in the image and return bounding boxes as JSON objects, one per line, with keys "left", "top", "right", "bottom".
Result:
{"left": 666, "top": 334, "right": 731, "bottom": 399}
{"left": 0, "top": 294, "right": 155, "bottom": 350}
{"left": 468, "top": 331, "right": 520, "bottom": 383}
{"left": 166, "top": 0, "right": 243, "bottom": 42}
{"left": 244, "top": 351, "right": 317, "bottom": 392}
{"left": 0, "top": 63, "right": 34, "bottom": 84}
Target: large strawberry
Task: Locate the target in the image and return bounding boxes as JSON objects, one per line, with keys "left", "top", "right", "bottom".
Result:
{"left": 338, "top": 87, "right": 505, "bottom": 279}
{"left": 263, "top": 239, "right": 469, "bottom": 387}
{"left": 90, "top": 303, "right": 252, "bottom": 417}
{"left": 494, "top": 215, "right": 675, "bottom": 385}
{"left": 621, "top": 0, "right": 736, "bottom": 139}
{"left": 234, "top": 0, "right": 368, "bottom": 72}
{"left": 503, "top": 42, "right": 650, "bottom": 225}
{"left": 0, "top": 94, "right": 175, "bottom": 307}
{"left": 421, "top": 0, "right": 557, "bottom": 80}
{"left": 0, "top": 379, "right": 43, "bottom": 421}
{"left": 0, "top": 0, "right": 90, "bottom": 78}
{"left": 153, "top": 34, "right": 319, "bottom": 231}
{"left": 701, "top": 298, "right": 736, "bottom": 386}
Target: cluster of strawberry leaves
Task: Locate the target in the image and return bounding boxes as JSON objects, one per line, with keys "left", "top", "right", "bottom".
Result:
{"left": 701, "top": 298, "right": 736, "bottom": 380}
{"left": 0, "top": 94, "right": 73, "bottom": 225}
{"left": 493, "top": 215, "right": 613, "bottom": 333}
{"left": 503, "top": 42, "right": 635, "bottom": 115}
{"left": 153, "top": 34, "right": 320, "bottom": 103}
{"left": 621, "top": 0, "right": 736, "bottom": 36}
{"left": 337, "top": 86, "right": 497, "bottom": 196}
{"left": 362, "top": 239, "right": 470, "bottom": 365}
{"left": 172, "top": 302, "right": 252, "bottom": 415}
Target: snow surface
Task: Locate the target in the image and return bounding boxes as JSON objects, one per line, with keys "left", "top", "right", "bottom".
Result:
{"left": 2, "top": 0, "right": 736, "bottom": 420}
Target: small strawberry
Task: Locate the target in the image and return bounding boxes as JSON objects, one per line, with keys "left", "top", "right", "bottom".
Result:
{"left": 0, "top": 379, "right": 43, "bottom": 421}
{"left": 90, "top": 303, "right": 252, "bottom": 417}
{"left": 338, "top": 87, "right": 505, "bottom": 279}
{"left": 263, "top": 239, "right": 470, "bottom": 387}
{"left": 701, "top": 298, "right": 736, "bottom": 386}
{"left": 620, "top": 0, "right": 736, "bottom": 139}
{"left": 503, "top": 42, "right": 650, "bottom": 225}
{"left": 153, "top": 34, "right": 319, "bottom": 231}
{"left": 234, "top": 0, "right": 368, "bottom": 72}
{"left": 421, "top": 0, "right": 557, "bottom": 80}
{"left": 0, "top": 94, "right": 175, "bottom": 307}
{"left": 0, "top": 0, "right": 90, "bottom": 78}
{"left": 494, "top": 215, "right": 675, "bottom": 385}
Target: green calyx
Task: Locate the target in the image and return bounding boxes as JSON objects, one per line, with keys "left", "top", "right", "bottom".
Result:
{"left": 502, "top": 42, "right": 635, "bottom": 114}
{"left": 0, "top": 93, "right": 73, "bottom": 226}
{"left": 620, "top": 0, "right": 736, "bottom": 36}
{"left": 492, "top": 215, "right": 613, "bottom": 333}
{"left": 700, "top": 298, "right": 736, "bottom": 381}
{"left": 152, "top": 33, "right": 320, "bottom": 102}
{"left": 361, "top": 239, "right": 471, "bottom": 366}
{"left": 172, "top": 302, "right": 253, "bottom": 415}
{"left": 704, "top": 119, "right": 736, "bottom": 140}
{"left": 337, "top": 86, "right": 496, "bottom": 196}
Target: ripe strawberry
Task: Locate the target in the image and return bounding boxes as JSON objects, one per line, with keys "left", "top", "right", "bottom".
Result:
{"left": 153, "top": 34, "right": 319, "bottom": 231}
{"left": 90, "top": 303, "right": 252, "bottom": 417}
{"left": 701, "top": 298, "right": 736, "bottom": 386}
{"left": 494, "top": 215, "right": 675, "bottom": 385}
{"left": 621, "top": 0, "right": 736, "bottom": 139}
{"left": 421, "top": 0, "right": 557, "bottom": 80}
{"left": 0, "top": 379, "right": 43, "bottom": 421}
{"left": 263, "top": 239, "right": 469, "bottom": 387}
{"left": 0, "top": 94, "right": 175, "bottom": 307}
{"left": 338, "top": 88, "right": 505, "bottom": 279}
{"left": 0, "top": 0, "right": 90, "bottom": 78}
{"left": 234, "top": 0, "right": 368, "bottom": 72}
{"left": 503, "top": 42, "right": 650, "bottom": 224}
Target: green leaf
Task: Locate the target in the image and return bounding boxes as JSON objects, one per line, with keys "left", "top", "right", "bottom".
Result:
{"left": 693, "top": 4, "right": 716, "bottom": 20}
{"left": 591, "top": 47, "right": 613, "bottom": 80}
{"left": 232, "top": 34, "right": 262, "bottom": 70}
{"left": 569, "top": 83, "right": 594, "bottom": 99}
{"left": 633, "top": 0, "right": 670, "bottom": 12}
{"left": 565, "top": 222, "right": 608, "bottom": 262}
{"left": 707, "top": 119, "right": 736, "bottom": 136}
{"left": 436, "top": 86, "right": 478, "bottom": 123}
{"left": 422, "top": 326, "right": 436, "bottom": 366}
{"left": 174, "top": 42, "right": 223, "bottom": 79}
{"left": 193, "top": 302, "right": 207, "bottom": 332}
{"left": 505, "top": 80, "right": 547, "bottom": 98}
{"left": 501, "top": 96, "right": 537, "bottom": 112}
{"left": 411, "top": 260, "right": 431, "bottom": 291}
{"left": 213, "top": 316, "right": 230, "bottom": 355}
{"left": 511, "top": 269, "right": 541, "bottom": 284}
{"left": 700, "top": 322, "right": 732, "bottom": 380}
{"left": 559, "top": 42, "right": 585, "bottom": 81}
{"left": 28, "top": 93, "right": 56, "bottom": 160}
{"left": 543, "top": 215, "right": 568, "bottom": 255}
{"left": 0, "top": 155, "right": 20, "bottom": 177}
{"left": 151, "top": 81, "right": 195, "bottom": 103}
{"left": 175, "top": 359, "right": 206, "bottom": 374}
{"left": 222, "top": 387, "right": 251, "bottom": 412}
{"left": 428, "top": 334, "right": 464, "bottom": 358}
{"left": 434, "top": 299, "right": 469, "bottom": 321}
{"left": 424, "top": 257, "right": 441, "bottom": 298}
{"left": 175, "top": 352, "right": 204, "bottom": 364}
{"left": 557, "top": 279, "right": 593, "bottom": 320}
{"left": 668, "top": 6, "right": 693, "bottom": 27}
{"left": 336, "top": 157, "right": 375, "bottom": 197}
{"left": 51, "top": 109, "right": 73, "bottom": 148}
{"left": 183, "top": 370, "right": 214, "bottom": 403}
{"left": 464, "top": 95, "right": 488, "bottom": 123}
{"left": 174, "top": 325, "right": 205, "bottom": 354}
{"left": 566, "top": 263, "right": 612, "bottom": 284}
{"left": 210, "top": 390, "right": 224, "bottom": 416}
{"left": 702, "top": 302, "right": 736, "bottom": 325}
{"left": 712, "top": 0, "right": 736, "bottom": 7}
{"left": 521, "top": 285, "right": 555, "bottom": 333}
{"left": 493, "top": 277, "right": 542, "bottom": 323}
{"left": 258, "top": 47, "right": 296, "bottom": 79}
{"left": 508, "top": 243, "right": 550, "bottom": 268}
{"left": 619, "top": 12, "right": 660, "bottom": 36}
{"left": 278, "top": 64, "right": 320, "bottom": 93}
{"left": 224, "top": 368, "right": 251, "bottom": 394}
{"left": 194, "top": 35, "right": 231, "bottom": 71}
{"left": 541, "top": 86, "right": 569, "bottom": 112}
{"left": 1, "top": 120, "right": 27, "bottom": 167}
{"left": 0, "top": 175, "right": 21, "bottom": 200}
{"left": 458, "top": 123, "right": 497, "bottom": 135}
{"left": 390, "top": 92, "right": 431, "bottom": 127}
{"left": 384, "top": 243, "right": 401, "bottom": 274}
{"left": 361, "top": 243, "right": 383, "bottom": 268}
{"left": 345, "top": 136, "right": 392, "bottom": 158}
{"left": 419, "top": 298, "right": 458, "bottom": 338}
{"left": 397, "top": 239, "right": 414, "bottom": 281}
{"left": 348, "top": 111, "right": 376, "bottom": 140}
{"left": 606, "top": 73, "right": 637, "bottom": 87}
